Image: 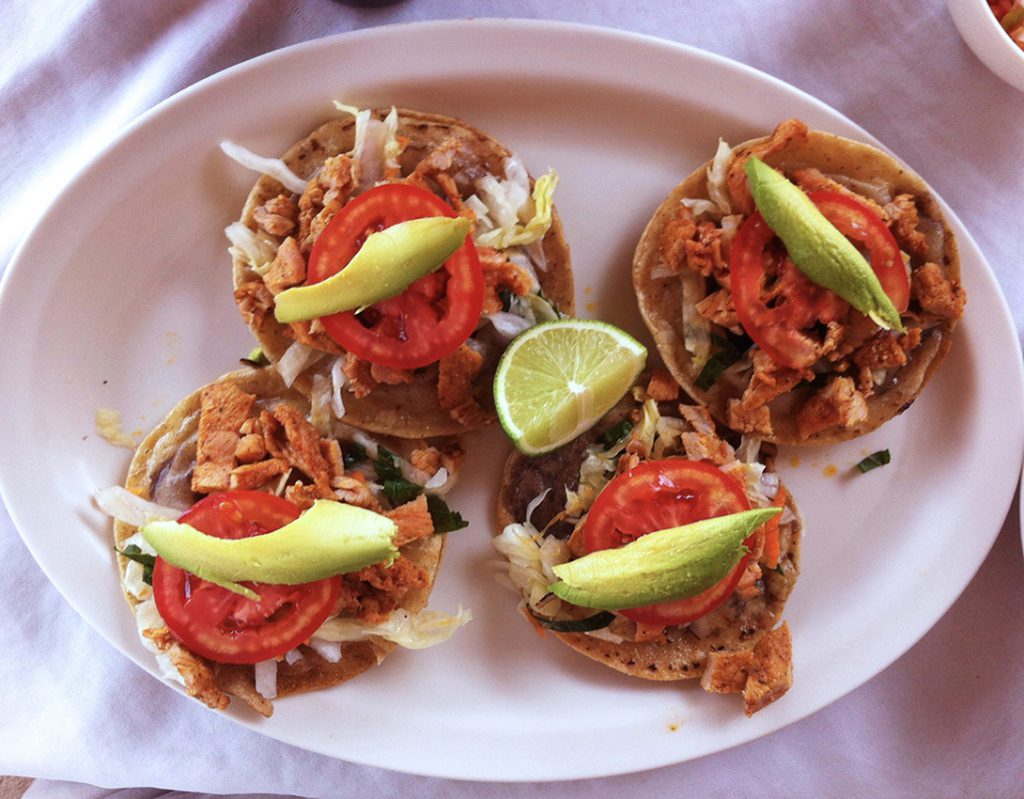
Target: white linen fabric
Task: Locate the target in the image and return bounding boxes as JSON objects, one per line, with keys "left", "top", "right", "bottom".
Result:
{"left": 1, "top": 1, "right": 1022, "bottom": 797}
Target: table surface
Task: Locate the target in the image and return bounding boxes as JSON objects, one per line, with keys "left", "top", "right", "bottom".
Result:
{"left": 2, "top": 1, "right": 1023, "bottom": 797}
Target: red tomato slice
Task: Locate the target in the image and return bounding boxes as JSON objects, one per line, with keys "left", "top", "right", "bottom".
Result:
{"left": 730, "top": 189, "right": 908, "bottom": 370}
{"left": 805, "top": 190, "right": 910, "bottom": 312}
{"left": 306, "top": 183, "right": 485, "bottom": 370}
{"left": 580, "top": 459, "right": 753, "bottom": 626}
{"left": 152, "top": 491, "right": 339, "bottom": 665}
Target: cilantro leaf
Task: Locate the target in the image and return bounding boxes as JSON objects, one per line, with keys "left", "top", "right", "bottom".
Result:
{"left": 383, "top": 478, "right": 422, "bottom": 506}
{"left": 116, "top": 544, "right": 155, "bottom": 585}
{"left": 598, "top": 420, "right": 633, "bottom": 450}
{"left": 343, "top": 441, "right": 367, "bottom": 470}
{"left": 426, "top": 494, "right": 469, "bottom": 533}
{"left": 373, "top": 448, "right": 403, "bottom": 481}
{"left": 695, "top": 332, "right": 753, "bottom": 391}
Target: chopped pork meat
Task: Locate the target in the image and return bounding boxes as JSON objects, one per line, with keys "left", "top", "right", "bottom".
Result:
{"left": 193, "top": 382, "right": 256, "bottom": 493}
{"left": 795, "top": 375, "right": 869, "bottom": 439}
{"left": 437, "top": 343, "right": 488, "bottom": 426}
{"left": 912, "top": 262, "right": 966, "bottom": 319}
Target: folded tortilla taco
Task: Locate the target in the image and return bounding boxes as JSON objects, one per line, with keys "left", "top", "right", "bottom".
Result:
{"left": 494, "top": 372, "right": 800, "bottom": 716}
{"left": 100, "top": 367, "right": 471, "bottom": 716}
{"left": 228, "top": 106, "right": 574, "bottom": 438}
{"left": 633, "top": 119, "right": 966, "bottom": 444}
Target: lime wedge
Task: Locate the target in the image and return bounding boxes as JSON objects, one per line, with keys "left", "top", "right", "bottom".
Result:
{"left": 494, "top": 319, "right": 647, "bottom": 455}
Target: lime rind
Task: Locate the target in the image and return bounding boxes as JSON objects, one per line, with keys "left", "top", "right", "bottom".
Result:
{"left": 493, "top": 319, "right": 647, "bottom": 455}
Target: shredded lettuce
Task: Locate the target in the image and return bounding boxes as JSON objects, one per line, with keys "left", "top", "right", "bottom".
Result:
{"left": 314, "top": 606, "right": 473, "bottom": 649}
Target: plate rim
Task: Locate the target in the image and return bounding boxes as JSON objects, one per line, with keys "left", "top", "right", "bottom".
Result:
{"left": 1, "top": 17, "right": 1022, "bottom": 782}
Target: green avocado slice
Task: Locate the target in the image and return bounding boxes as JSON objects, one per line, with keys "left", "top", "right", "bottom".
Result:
{"left": 549, "top": 507, "right": 780, "bottom": 611}
{"left": 273, "top": 216, "right": 471, "bottom": 323}
{"left": 744, "top": 156, "right": 903, "bottom": 332}
{"left": 140, "top": 500, "right": 398, "bottom": 600}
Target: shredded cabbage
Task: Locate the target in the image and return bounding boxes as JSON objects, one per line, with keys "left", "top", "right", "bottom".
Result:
{"left": 225, "top": 221, "right": 279, "bottom": 275}
{"left": 634, "top": 398, "right": 660, "bottom": 457}
{"left": 492, "top": 523, "right": 570, "bottom": 617}
{"left": 330, "top": 357, "right": 347, "bottom": 419}
{"left": 309, "top": 372, "right": 332, "bottom": 434}
{"left": 475, "top": 169, "right": 558, "bottom": 249}
{"left": 681, "top": 198, "right": 720, "bottom": 219}
{"left": 95, "top": 486, "right": 182, "bottom": 527}
{"left": 485, "top": 311, "right": 533, "bottom": 340}
{"left": 333, "top": 103, "right": 402, "bottom": 191}
{"left": 680, "top": 270, "right": 712, "bottom": 368}
{"left": 220, "top": 140, "right": 307, "bottom": 195}
{"left": 706, "top": 138, "right": 734, "bottom": 216}
{"left": 277, "top": 341, "right": 315, "bottom": 388}
{"left": 314, "top": 606, "right": 473, "bottom": 649}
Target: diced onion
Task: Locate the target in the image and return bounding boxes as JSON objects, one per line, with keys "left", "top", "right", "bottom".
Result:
{"left": 309, "top": 638, "right": 343, "bottom": 663}
{"left": 254, "top": 659, "right": 278, "bottom": 699}
{"left": 423, "top": 468, "right": 449, "bottom": 492}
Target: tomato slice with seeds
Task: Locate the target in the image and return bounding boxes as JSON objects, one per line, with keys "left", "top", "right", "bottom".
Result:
{"left": 306, "top": 183, "right": 485, "bottom": 370}
{"left": 580, "top": 459, "right": 754, "bottom": 626}
{"left": 152, "top": 491, "right": 339, "bottom": 665}
{"left": 730, "top": 189, "right": 908, "bottom": 370}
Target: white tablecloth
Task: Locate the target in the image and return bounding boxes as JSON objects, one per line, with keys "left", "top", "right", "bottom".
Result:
{"left": 2, "top": 1, "right": 1023, "bottom": 796}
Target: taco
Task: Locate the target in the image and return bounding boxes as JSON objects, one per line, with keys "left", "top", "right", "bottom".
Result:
{"left": 228, "top": 106, "right": 574, "bottom": 438}
{"left": 99, "top": 367, "right": 471, "bottom": 716}
{"left": 633, "top": 119, "right": 966, "bottom": 444}
{"left": 494, "top": 371, "right": 800, "bottom": 716}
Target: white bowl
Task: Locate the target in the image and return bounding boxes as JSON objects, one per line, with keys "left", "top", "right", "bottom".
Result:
{"left": 948, "top": 0, "right": 1024, "bottom": 92}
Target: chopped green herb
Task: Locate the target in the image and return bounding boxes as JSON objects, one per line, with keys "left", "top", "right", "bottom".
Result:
{"left": 856, "top": 449, "right": 891, "bottom": 473}
{"left": 373, "top": 448, "right": 403, "bottom": 481}
{"left": 383, "top": 478, "right": 422, "bottom": 506}
{"left": 498, "top": 289, "right": 513, "bottom": 312}
{"left": 342, "top": 441, "right": 367, "bottom": 470}
{"left": 116, "top": 544, "right": 155, "bottom": 585}
{"left": 695, "top": 333, "right": 753, "bottom": 391}
{"left": 240, "top": 346, "right": 269, "bottom": 368}
{"left": 598, "top": 420, "right": 633, "bottom": 450}
{"left": 426, "top": 494, "right": 469, "bottom": 533}
{"left": 528, "top": 609, "right": 615, "bottom": 633}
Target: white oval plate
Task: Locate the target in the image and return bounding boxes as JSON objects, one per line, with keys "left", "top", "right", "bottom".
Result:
{"left": 1, "top": 19, "right": 1021, "bottom": 782}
